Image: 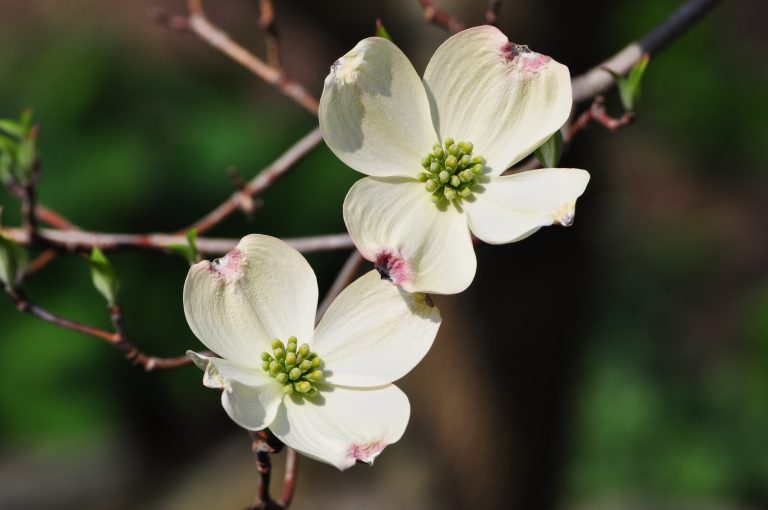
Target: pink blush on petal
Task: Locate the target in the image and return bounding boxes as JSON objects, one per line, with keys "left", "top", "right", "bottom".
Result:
{"left": 375, "top": 251, "right": 410, "bottom": 286}
{"left": 208, "top": 248, "right": 244, "bottom": 281}
{"left": 347, "top": 441, "right": 387, "bottom": 465}
{"left": 500, "top": 42, "right": 550, "bottom": 72}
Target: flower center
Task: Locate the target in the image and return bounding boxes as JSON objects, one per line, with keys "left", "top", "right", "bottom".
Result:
{"left": 419, "top": 137, "right": 487, "bottom": 205}
{"left": 261, "top": 336, "right": 325, "bottom": 398}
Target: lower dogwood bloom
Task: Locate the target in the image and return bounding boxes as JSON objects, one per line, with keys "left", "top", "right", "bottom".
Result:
{"left": 183, "top": 234, "right": 441, "bottom": 470}
{"left": 319, "top": 25, "right": 590, "bottom": 295}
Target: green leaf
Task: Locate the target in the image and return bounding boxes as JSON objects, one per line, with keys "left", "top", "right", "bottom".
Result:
{"left": 606, "top": 55, "right": 650, "bottom": 112}
{"left": 534, "top": 130, "right": 564, "bottom": 168}
{"left": 0, "top": 119, "right": 24, "bottom": 139}
{"left": 625, "top": 54, "right": 650, "bottom": 110}
{"left": 0, "top": 111, "right": 37, "bottom": 185}
{"left": 0, "top": 234, "right": 25, "bottom": 289}
{"left": 186, "top": 228, "right": 199, "bottom": 263}
{"left": 375, "top": 19, "right": 391, "bottom": 41}
{"left": 167, "top": 243, "right": 191, "bottom": 262}
{"left": 168, "top": 228, "right": 199, "bottom": 265}
{"left": 14, "top": 138, "right": 37, "bottom": 184}
{"left": 0, "top": 135, "right": 18, "bottom": 157}
{"left": 0, "top": 152, "right": 12, "bottom": 183}
{"left": 88, "top": 247, "right": 119, "bottom": 306}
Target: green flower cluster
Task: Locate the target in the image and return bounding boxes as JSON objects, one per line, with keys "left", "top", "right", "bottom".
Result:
{"left": 418, "top": 137, "right": 486, "bottom": 204}
{"left": 261, "top": 336, "right": 325, "bottom": 398}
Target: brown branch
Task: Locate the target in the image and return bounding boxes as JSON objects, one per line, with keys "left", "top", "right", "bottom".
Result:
{"left": 181, "top": 0, "right": 318, "bottom": 115}
{"left": 183, "top": 127, "right": 323, "bottom": 235}
{"left": 147, "top": 7, "right": 190, "bottom": 32}
{"left": 506, "top": 96, "right": 635, "bottom": 176}
{"left": 36, "top": 204, "right": 79, "bottom": 230}
{"left": 253, "top": 450, "right": 274, "bottom": 509}
{"left": 278, "top": 448, "right": 298, "bottom": 509}
{"left": 565, "top": 96, "right": 635, "bottom": 142}
{"left": 3, "top": 287, "right": 192, "bottom": 371}
{"left": 258, "top": 0, "right": 281, "bottom": 70}
{"left": 571, "top": 0, "right": 721, "bottom": 102}
{"left": 246, "top": 430, "right": 287, "bottom": 510}
{"left": 1, "top": 227, "right": 354, "bottom": 256}
{"left": 417, "top": 0, "right": 466, "bottom": 33}
{"left": 485, "top": 0, "right": 502, "bottom": 26}
{"left": 21, "top": 249, "right": 58, "bottom": 280}
{"left": 316, "top": 250, "right": 365, "bottom": 323}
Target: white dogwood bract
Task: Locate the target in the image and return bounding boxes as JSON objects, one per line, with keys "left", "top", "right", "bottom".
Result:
{"left": 184, "top": 234, "right": 441, "bottom": 470}
{"left": 320, "top": 25, "right": 590, "bottom": 295}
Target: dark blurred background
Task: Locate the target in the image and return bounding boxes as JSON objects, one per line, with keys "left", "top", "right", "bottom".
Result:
{"left": 0, "top": 0, "right": 766, "bottom": 509}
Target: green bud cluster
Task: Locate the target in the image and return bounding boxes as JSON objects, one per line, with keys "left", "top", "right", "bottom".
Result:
{"left": 418, "top": 137, "right": 486, "bottom": 204}
{"left": 261, "top": 336, "right": 325, "bottom": 398}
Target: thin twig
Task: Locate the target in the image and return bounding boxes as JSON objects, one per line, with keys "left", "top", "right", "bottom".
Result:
{"left": 1, "top": 227, "right": 354, "bottom": 256}
{"left": 278, "top": 448, "right": 298, "bottom": 509}
{"left": 147, "top": 7, "right": 190, "bottom": 32}
{"left": 485, "top": 0, "right": 502, "bottom": 26}
{"left": 183, "top": 127, "right": 323, "bottom": 235}
{"left": 315, "top": 250, "right": 365, "bottom": 323}
{"left": 571, "top": 0, "right": 721, "bottom": 102}
{"left": 3, "top": 287, "right": 193, "bottom": 371}
{"left": 182, "top": 0, "right": 319, "bottom": 115}
{"left": 246, "top": 430, "right": 286, "bottom": 510}
{"left": 258, "top": 0, "right": 281, "bottom": 70}
{"left": 565, "top": 96, "right": 635, "bottom": 142}
{"left": 36, "top": 204, "right": 79, "bottom": 230}
{"left": 253, "top": 450, "right": 273, "bottom": 508}
{"left": 417, "top": 0, "right": 466, "bottom": 33}
{"left": 21, "top": 249, "right": 58, "bottom": 280}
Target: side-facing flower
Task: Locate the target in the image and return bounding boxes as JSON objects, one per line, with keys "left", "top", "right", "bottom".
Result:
{"left": 320, "top": 25, "right": 590, "bottom": 295}
{"left": 184, "top": 234, "right": 441, "bottom": 470}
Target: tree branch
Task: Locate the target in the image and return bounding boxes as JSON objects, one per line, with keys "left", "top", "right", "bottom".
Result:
{"left": 571, "top": 0, "right": 722, "bottom": 103}
{"left": 278, "top": 448, "right": 298, "bottom": 509}
{"left": 3, "top": 287, "right": 193, "bottom": 371}
{"left": 183, "top": 127, "right": 323, "bottom": 235}
{"left": 417, "top": 0, "right": 466, "bottom": 33}
{"left": 36, "top": 204, "right": 79, "bottom": 230}
{"left": 565, "top": 96, "right": 635, "bottom": 142}
{"left": 246, "top": 430, "right": 287, "bottom": 510}
{"left": 258, "top": 0, "right": 281, "bottom": 70}
{"left": 181, "top": 0, "right": 319, "bottom": 115}
{"left": 1, "top": 228, "right": 354, "bottom": 256}
{"left": 485, "top": 0, "right": 502, "bottom": 26}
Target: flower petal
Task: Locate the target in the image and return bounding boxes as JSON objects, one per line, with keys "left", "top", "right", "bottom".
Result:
{"left": 423, "top": 26, "right": 572, "bottom": 175}
{"left": 464, "top": 169, "right": 590, "bottom": 244}
{"left": 183, "top": 234, "right": 318, "bottom": 365}
{"left": 188, "top": 351, "right": 283, "bottom": 431}
{"left": 343, "top": 177, "right": 476, "bottom": 294}
{"left": 320, "top": 37, "right": 437, "bottom": 178}
{"left": 270, "top": 384, "right": 410, "bottom": 470}
{"left": 313, "top": 270, "right": 441, "bottom": 387}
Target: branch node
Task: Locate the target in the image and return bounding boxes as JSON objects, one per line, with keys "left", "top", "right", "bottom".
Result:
{"left": 148, "top": 7, "right": 191, "bottom": 32}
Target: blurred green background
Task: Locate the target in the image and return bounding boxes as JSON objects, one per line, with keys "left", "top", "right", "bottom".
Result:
{"left": 0, "top": 0, "right": 766, "bottom": 509}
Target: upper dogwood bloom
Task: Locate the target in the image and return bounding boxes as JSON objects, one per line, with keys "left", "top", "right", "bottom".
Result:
{"left": 184, "top": 234, "right": 441, "bottom": 470}
{"left": 319, "top": 26, "right": 590, "bottom": 294}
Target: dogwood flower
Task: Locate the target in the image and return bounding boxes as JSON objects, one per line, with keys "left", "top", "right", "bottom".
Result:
{"left": 320, "top": 26, "right": 590, "bottom": 294}
{"left": 184, "top": 234, "right": 441, "bottom": 470}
